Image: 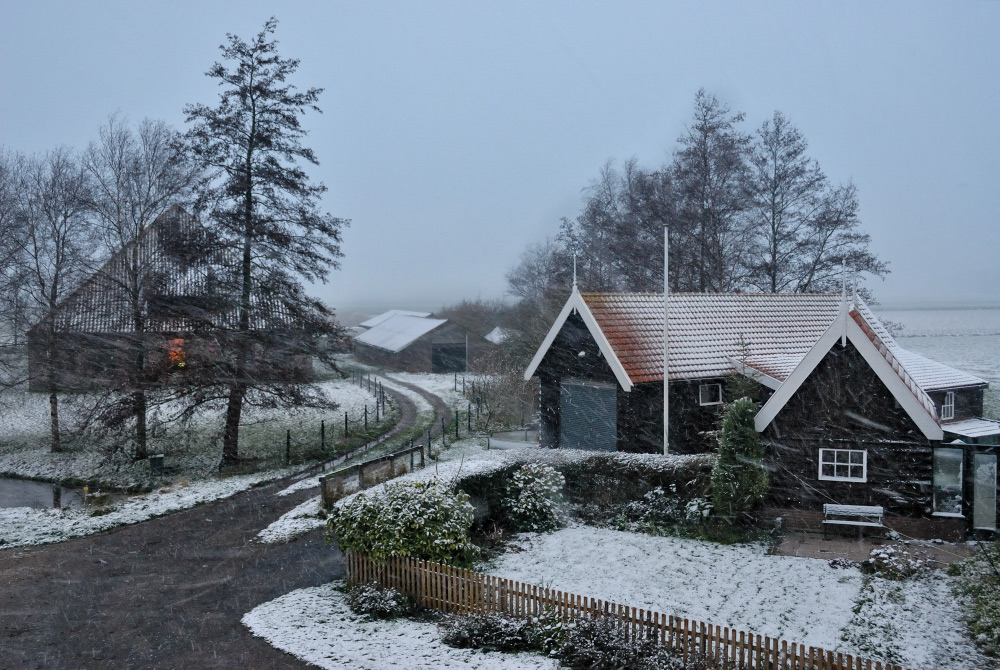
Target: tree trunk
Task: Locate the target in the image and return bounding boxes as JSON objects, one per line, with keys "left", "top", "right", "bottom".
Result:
{"left": 48, "top": 392, "right": 61, "bottom": 453}
{"left": 133, "top": 390, "right": 148, "bottom": 460}
{"left": 222, "top": 382, "right": 245, "bottom": 464}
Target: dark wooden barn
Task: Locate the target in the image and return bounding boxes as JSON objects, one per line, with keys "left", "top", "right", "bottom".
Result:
{"left": 353, "top": 311, "right": 487, "bottom": 373}
{"left": 525, "top": 288, "right": 999, "bottom": 539}
{"left": 27, "top": 207, "right": 313, "bottom": 392}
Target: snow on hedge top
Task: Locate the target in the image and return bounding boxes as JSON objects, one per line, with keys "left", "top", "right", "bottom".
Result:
{"left": 333, "top": 440, "right": 710, "bottom": 510}
{"left": 354, "top": 315, "right": 446, "bottom": 353}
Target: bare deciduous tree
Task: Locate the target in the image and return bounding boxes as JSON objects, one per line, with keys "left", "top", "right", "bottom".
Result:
{"left": 83, "top": 113, "right": 201, "bottom": 460}
{"left": 17, "top": 148, "right": 96, "bottom": 451}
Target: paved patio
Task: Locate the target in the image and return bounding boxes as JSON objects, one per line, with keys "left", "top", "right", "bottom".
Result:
{"left": 773, "top": 530, "right": 978, "bottom": 566}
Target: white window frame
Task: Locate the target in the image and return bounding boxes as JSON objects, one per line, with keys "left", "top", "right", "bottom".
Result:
{"left": 940, "top": 391, "right": 955, "bottom": 421}
{"left": 818, "top": 448, "right": 867, "bottom": 482}
{"left": 699, "top": 383, "right": 723, "bottom": 406}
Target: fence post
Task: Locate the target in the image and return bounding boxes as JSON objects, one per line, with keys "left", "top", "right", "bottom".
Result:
{"left": 454, "top": 408, "right": 459, "bottom": 439}
{"left": 454, "top": 373, "right": 457, "bottom": 391}
{"left": 441, "top": 418, "right": 446, "bottom": 446}
{"left": 468, "top": 402, "right": 472, "bottom": 432}
{"left": 285, "top": 429, "right": 291, "bottom": 464}
{"left": 345, "top": 412, "right": 349, "bottom": 437}
{"left": 321, "top": 420, "right": 326, "bottom": 449}
{"left": 364, "top": 405, "right": 368, "bottom": 431}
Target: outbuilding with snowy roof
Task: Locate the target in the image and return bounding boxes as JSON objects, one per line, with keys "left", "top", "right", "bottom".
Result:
{"left": 525, "top": 288, "right": 997, "bottom": 539}
{"left": 353, "top": 312, "right": 487, "bottom": 373}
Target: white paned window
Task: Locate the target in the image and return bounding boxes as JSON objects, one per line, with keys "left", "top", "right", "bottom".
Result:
{"left": 699, "top": 383, "right": 723, "bottom": 406}
{"left": 941, "top": 391, "right": 955, "bottom": 421}
{"left": 818, "top": 449, "right": 867, "bottom": 482}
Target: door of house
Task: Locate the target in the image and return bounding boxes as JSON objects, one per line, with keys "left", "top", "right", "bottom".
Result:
{"left": 559, "top": 379, "right": 616, "bottom": 451}
{"left": 973, "top": 452, "right": 997, "bottom": 531}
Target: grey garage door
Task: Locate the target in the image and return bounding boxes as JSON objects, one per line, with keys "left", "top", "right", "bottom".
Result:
{"left": 559, "top": 379, "right": 617, "bottom": 451}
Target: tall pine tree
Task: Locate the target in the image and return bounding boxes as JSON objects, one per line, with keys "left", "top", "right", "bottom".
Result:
{"left": 184, "top": 18, "right": 347, "bottom": 464}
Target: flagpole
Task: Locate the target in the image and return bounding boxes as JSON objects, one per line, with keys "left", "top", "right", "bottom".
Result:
{"left": 663, "top": 223, "right": 669, "bottom": 455}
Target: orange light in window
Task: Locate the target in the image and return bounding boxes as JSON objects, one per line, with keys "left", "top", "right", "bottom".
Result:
{"left": 167, "top": 338, "right": 186, "bottom": 368}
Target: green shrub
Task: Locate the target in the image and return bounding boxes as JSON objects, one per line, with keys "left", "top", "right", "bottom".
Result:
{"left": 439, "top": 612, "right": 538, "bottom": 652}
{"left": 327, "top": 480, "right": 479, "bottom": 567}
{"left": 952, "top": 541, "right": 1000, "bottom": 656}
{"left": 503, "top": 463, "right": 567, "bottom": 532}
{"left": 344, "top": 581, "right": 417, "bottom": 619}
{"left": 710, "top": 398, "right": 768, "bottom": 520}
{"left": 557, "top": 615, "right": 690, "bottom": 669}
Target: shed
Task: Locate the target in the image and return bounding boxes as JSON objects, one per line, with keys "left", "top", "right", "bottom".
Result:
{"left": 353, "top": 314, "right": 484, "bottom": 373}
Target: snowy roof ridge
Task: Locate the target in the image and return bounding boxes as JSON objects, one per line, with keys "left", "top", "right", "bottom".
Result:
{"left": 849, "top": 309, "right": 940, "bottom": 422}
{"left": 354, "top": 314, "right": 447, "bottom": 353}
{"left": 359, "top": 310, "right": 434, "bottom": 329}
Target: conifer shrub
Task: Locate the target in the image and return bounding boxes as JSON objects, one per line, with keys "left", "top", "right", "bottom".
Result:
{"left": 710, "top": 397, "right": 769, "bottom": 521}
{"left": 327, "top": 480, "right": 479, "bottom": 567}
{"left": 502, "top": 463, "right": 567, "bottom": 532}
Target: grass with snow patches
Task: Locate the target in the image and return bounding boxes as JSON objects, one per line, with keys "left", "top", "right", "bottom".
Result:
{"left": 0, "top": 379, "right": 386, "bottom": 491}
{"left": 242, "top": 581, "right": 559, "bottom": 670}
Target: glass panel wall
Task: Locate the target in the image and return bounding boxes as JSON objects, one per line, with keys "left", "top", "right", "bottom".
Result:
{"left": 933, "top": 447, "right": 964, "bottom": 516}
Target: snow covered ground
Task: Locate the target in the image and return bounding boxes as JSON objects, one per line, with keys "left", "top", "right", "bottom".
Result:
{"left": 485, "top": 527, "right": 991, "bottom": 670}
{"left": 385, "top": 371, "right": 468, "bottom": 412}
{"left": 248, "top": 436, "right": 992, "bottom": 669}
{"left": 242, "top": 582, "right": 558, "bottom": 670}
{"left": 0, "top": 467, "right": 292, "bottom": 548}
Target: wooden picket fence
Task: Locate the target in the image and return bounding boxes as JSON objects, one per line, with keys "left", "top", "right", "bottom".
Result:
{"left": 345, "top": 552, "right": 904, "bottom": 670}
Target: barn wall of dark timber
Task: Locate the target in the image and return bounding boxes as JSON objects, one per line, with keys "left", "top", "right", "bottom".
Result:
{"left": 536, "top": 312, "right": 616, "bottom": 448}
{"left": 535, "top": 311, "right": 775, "bottom": 453}
{"left": 762, "top": 340, "right": 934, "bottom": 517}
{"left": 353, "top": 323, "right": 488, "bottom": 373}
{"left": 27, "top": 330, "right": 312, "bottom": 392}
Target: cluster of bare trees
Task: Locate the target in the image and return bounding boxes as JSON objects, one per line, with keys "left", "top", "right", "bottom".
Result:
{"left": 508, "top": 90, "right": 888, "bottom": 303}
{"left": 0, "top": 119, "right": 192, "bottom": 453}
{"left": 0, "top": 18, "right": 347, "bottom": 466}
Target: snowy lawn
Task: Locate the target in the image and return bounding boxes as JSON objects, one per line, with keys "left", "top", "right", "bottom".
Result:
{"left": 0, "top": 468, "right": 292, "bottom": 549}
{"left": 0, "top": 378, "right": 381, "bottom": 490}
{"left": 242, "top": 581, "right": 558, "bottom": 670}
{"left": 484, "top": 526, "right": 991, "bottom": 670}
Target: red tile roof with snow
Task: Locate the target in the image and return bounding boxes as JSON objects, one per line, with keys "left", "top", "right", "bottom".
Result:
{"left": 579, "top": 292, "right": 986, "bottom": 393}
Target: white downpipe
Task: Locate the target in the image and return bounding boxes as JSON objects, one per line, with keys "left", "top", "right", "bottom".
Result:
{"left": 663, "top": 223, "right": 669, "bottom": 455}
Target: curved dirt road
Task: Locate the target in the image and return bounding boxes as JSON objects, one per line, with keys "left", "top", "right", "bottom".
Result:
{"left": 0, "top": 378, "right": 452, "bottom": 669}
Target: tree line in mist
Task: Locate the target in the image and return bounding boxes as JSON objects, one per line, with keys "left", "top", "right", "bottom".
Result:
{"left": 0, "top": 19, "right": 346, "bottom": 466}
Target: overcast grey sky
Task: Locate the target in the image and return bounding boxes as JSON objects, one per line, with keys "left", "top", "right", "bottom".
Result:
{"left": 2, "top": 1, "right": 998, "bottom": 314}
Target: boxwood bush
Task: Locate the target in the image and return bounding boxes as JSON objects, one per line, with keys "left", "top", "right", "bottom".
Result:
{"left": 327, "top": 480, "right": 479, "bottom": 567}
{"left": 503, "top": 463, "right": 567, "bottom": 532}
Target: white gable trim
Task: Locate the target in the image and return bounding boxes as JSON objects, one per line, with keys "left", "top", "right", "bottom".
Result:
{"left": 523, "top": 290, "right": 634, "bottom": 391}
{"left": 754, "top": 311, "right": 943, "bottom": 440}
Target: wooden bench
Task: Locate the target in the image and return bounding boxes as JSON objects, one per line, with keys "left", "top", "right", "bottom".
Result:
{"left": 822, "top": 504, "right": 884, "bottom": 539}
